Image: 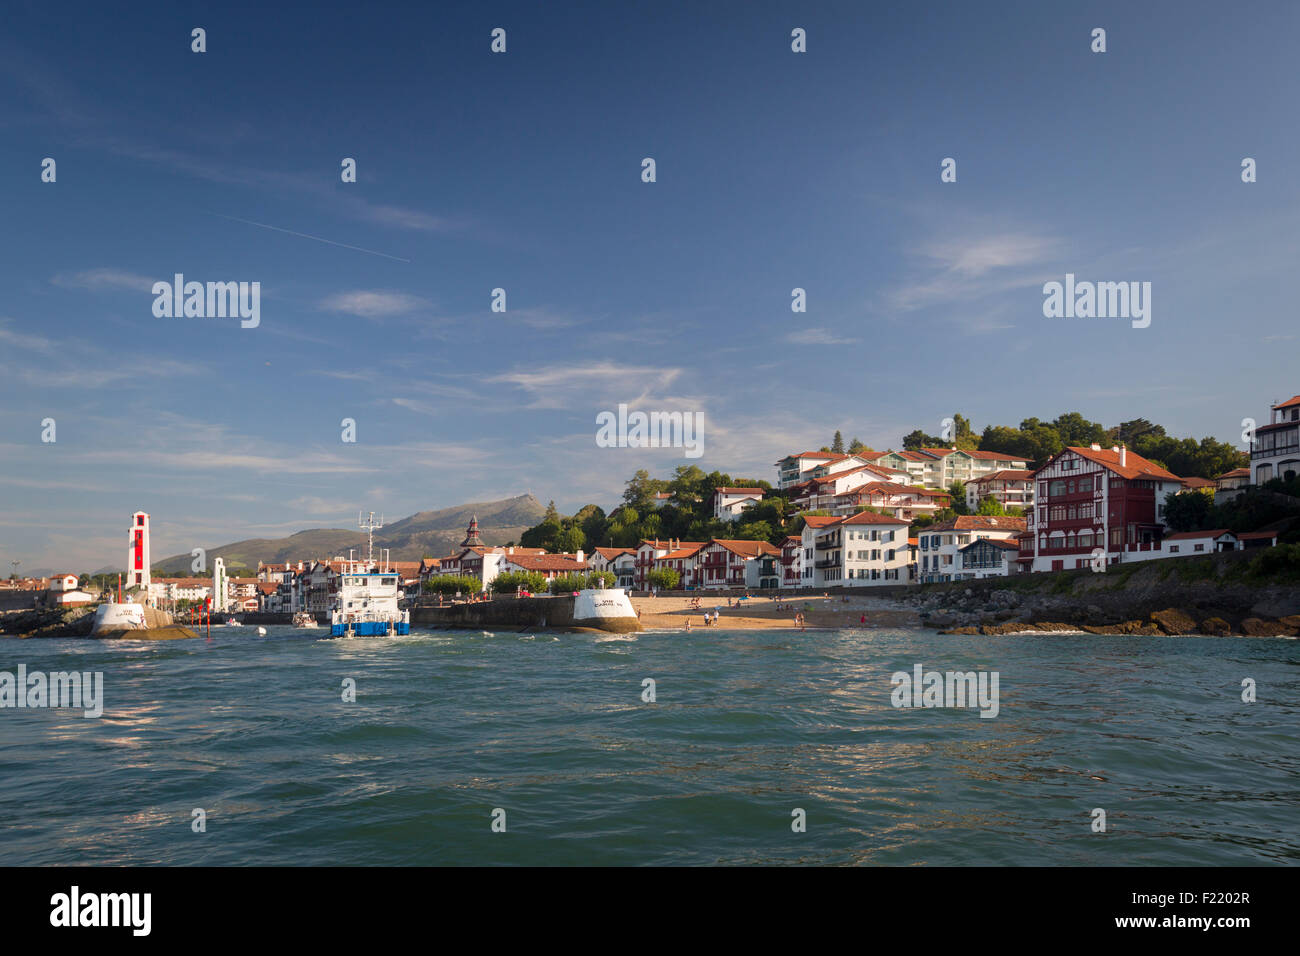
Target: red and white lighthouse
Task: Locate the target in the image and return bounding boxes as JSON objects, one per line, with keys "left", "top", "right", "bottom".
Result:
{"left": 127, "top": 511, "right": 151, "bottom": 589}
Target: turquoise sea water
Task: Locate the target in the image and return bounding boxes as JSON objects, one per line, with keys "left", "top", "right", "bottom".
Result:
{"left": 0, "top": 626, "right": 1296, "bottom": 866}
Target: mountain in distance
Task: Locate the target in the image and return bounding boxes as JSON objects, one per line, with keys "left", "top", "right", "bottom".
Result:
{"left": 152, "top": 494, "right": 547, "bottom": 574}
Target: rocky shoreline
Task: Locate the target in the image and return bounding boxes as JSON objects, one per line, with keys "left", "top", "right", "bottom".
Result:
{"left": 898, "top": 566, "right": 1300, "bottom": 638}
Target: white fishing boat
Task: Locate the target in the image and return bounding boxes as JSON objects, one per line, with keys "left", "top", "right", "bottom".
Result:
{"left": 292, "top": 611, "right": 320, "bottom": 629}
{"left": 329, "top": 511, "right": 411, "bottom": 637}
{"left": 224, "top": 616, "right": 243, "bottom": 627}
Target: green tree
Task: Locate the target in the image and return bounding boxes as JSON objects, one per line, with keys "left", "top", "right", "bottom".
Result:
{"left": 489, "top": 570, "right": 548, "bottom": 594}
{"left": 902, "top": 429, "right": 945, "bottom": 451}
{"left": 976, "top": 495, "right": 1007, "bottom": 516}
{"left": 423, "top": 574, "right": 484, "bottom": 596}
{"left": 646, "top": 568, "right": 680, "bottom": 591}
{"left": 948, "top": 481, "right": 970, "bottom": 515}
{"left": 848, "top": 437, "right": 866, "bottom": 454}
{"left": 1163, "top": 489, "right": 1216, "bottom": 532}
{"left": 831, "top": 431, "right": 845, "bottom": 453}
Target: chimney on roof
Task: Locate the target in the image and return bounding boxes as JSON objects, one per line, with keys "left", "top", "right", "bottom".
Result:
{"left": 576, "top": 549, "right": 584, "bottom": 563}
{"left": 1090, "top": 443, "right": 1101, "bottom": 451}
{"left": 1120, "top": 445, "right": 1127, "bottom": 467}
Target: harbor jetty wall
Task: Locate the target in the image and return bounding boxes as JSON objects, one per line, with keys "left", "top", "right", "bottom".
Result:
{"left": 410, "top": 593, "right": 640, "bottom": 633}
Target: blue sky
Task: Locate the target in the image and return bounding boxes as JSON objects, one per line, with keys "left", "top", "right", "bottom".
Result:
{"left": 2, "top": 0, "right": 1298, "bottom": 569}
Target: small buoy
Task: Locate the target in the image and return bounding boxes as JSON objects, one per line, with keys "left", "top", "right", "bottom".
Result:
{"left": 257, "top": 626, "right": 267, "bottom": 636}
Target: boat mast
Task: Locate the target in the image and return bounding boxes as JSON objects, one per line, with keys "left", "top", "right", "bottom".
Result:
{"left": 359, "top": 510, "right": 384, "bottom": 571}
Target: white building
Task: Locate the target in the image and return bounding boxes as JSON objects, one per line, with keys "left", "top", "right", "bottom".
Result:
{"left": 696, "top": 539, "right": 781, "bottom": 589}
{"left": 712, "top": 487, "right": 765, "bottom": 522}
{"left": 918, "top": 515, "right": 1026, "bottom": 583}
{"left": 955, "top": 537, "right": 1021, "bottom": 580}
{"left": 774, "top": 451, "right": 882, "bottom": 490}
{"left": 1249, "top": 393, "right": 1300, "bottom": 485}
{"left": 212, "top": 557, "right": 229, "bottom": 612}
{"left": 802, "top": 511, "right": 911, "bottom": 587}
{"left": 965, "top": 469, "right": 1035, "bottom": 512}
{"left": 47, "top": 573, "right": 94, "bottom": 606}
{"left": 870, "top": 449, "right": 1031, "bottom": 491}
{"left": 589, "top": 547, "right": 636, "bottom": 589}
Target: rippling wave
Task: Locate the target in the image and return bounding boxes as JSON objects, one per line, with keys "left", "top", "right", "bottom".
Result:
{"left": 0, "top": 627, "right": 1295, "bottom": 865}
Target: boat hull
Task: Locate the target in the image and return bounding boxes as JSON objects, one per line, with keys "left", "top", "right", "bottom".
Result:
{"left": 331, "top": 620, "right": 410, "bottom": 637}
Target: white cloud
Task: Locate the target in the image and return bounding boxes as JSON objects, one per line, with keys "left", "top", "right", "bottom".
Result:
{"left": 785, "top": 327, "right": 859, "bottom": 346}
{"left": 319, "top": 290, "right": 430, "bottom": 318}
{"left": 51, "top": 268, "right": 156, "bottom": 293}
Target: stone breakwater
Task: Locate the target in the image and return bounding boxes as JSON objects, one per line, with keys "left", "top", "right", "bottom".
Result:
{"left": 0, "top": 604, "right": 197, "bottom": 640}
{"left": 897, "top": 563, "right": 1300, "bottom": 637}
{"left": 410, "top": 591, "right": 642, "bottom": 634}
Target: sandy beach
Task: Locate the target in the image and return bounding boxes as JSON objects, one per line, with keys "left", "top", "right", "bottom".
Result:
{"left": 630, "top": 592, "right": 921, "bottom": 631}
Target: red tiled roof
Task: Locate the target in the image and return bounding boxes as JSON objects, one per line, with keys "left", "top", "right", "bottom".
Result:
{"left": 969, "top": 469, "right": 1033, "bottom": 483}
{"left": 1272, "top": 395, "right": 1300, "bottom": 409}
{"left": 593, "top": 547, "right": 634, "bottom": 560}
{"left": 707, "top": 539, "right": 782, "bottom": 557}
{"left": 715, "top": 487, "right": 765, "bottom": 496}
{"left": 503, "top": 554, "right": 589, "bottom": 572}
{"left": 1164, "top": 529, "right": 1234, "bottom": 541}
{"left": 801, "top": 515, "right": 841, "bottom": 528}
{"left": 966, "top": 449, "right": 1029, "bottom": 461}
{"left": 838, "top": 510, "right": 909, "bottom": 526}
{"left": 1062, "top": 446, "right": 1181, "bottom": 482}
{"left": 1180, "top": 477, "right": 1216, "bottom": 488}
{"left": 1217, "top": 468, "right": 1250, "bottom": 479}
{"left": 1238, "top": 531, "right": 1278, "bottom": 540}
{"left": 924, "top": 516, "right": 1027, "bottom": 534}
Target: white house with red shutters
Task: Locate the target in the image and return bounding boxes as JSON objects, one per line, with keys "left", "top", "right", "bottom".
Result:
{"left": 589, "top": 547, "right": 636, "bottom": 589}
{"left": 696, "top": 539, "right": 782, "bottom": 590}
{"left": 635, "top": 539, "right": 705, "bottom": 590}
{"left": 652, "top": 541, "right": 707, "bottom": 589}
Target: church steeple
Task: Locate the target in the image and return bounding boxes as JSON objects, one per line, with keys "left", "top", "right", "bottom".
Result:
{"left": 461, "top": 515, "right": 483, "bottom": 547}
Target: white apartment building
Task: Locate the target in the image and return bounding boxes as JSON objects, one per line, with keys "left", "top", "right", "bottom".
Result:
{"left": 1249, "top": 393, "right": 1300, "bottom": 485}
{"left": 965, "top": 469, "right": 1035, "bottom": 512}
{"left": 803, "top": 511, "right": 911, "bottom": 587}
{"left": 871, "top": 449, "right": 1030, "bottom": 491}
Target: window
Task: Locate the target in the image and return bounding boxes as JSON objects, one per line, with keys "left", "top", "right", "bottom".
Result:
{"left": 1194, "top": 543, "right": 1205, "bottom": 552}
{"left": 1169, "top": 545, "right": 1180, "bottom": 553}
{"left": 1049, "top": 480, "right": 1067, "bottom": 497}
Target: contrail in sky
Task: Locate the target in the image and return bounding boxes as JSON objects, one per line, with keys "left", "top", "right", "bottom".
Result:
{"left": 205, "top": 212, "right": 412, "bottom": 263}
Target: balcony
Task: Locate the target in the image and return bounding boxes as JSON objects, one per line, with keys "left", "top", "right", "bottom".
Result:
{"left": 815, "top": 537, "right": 840, "bottom": 551}
{"left": 814, "top": 558, "right": 838, "bottom": 569}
